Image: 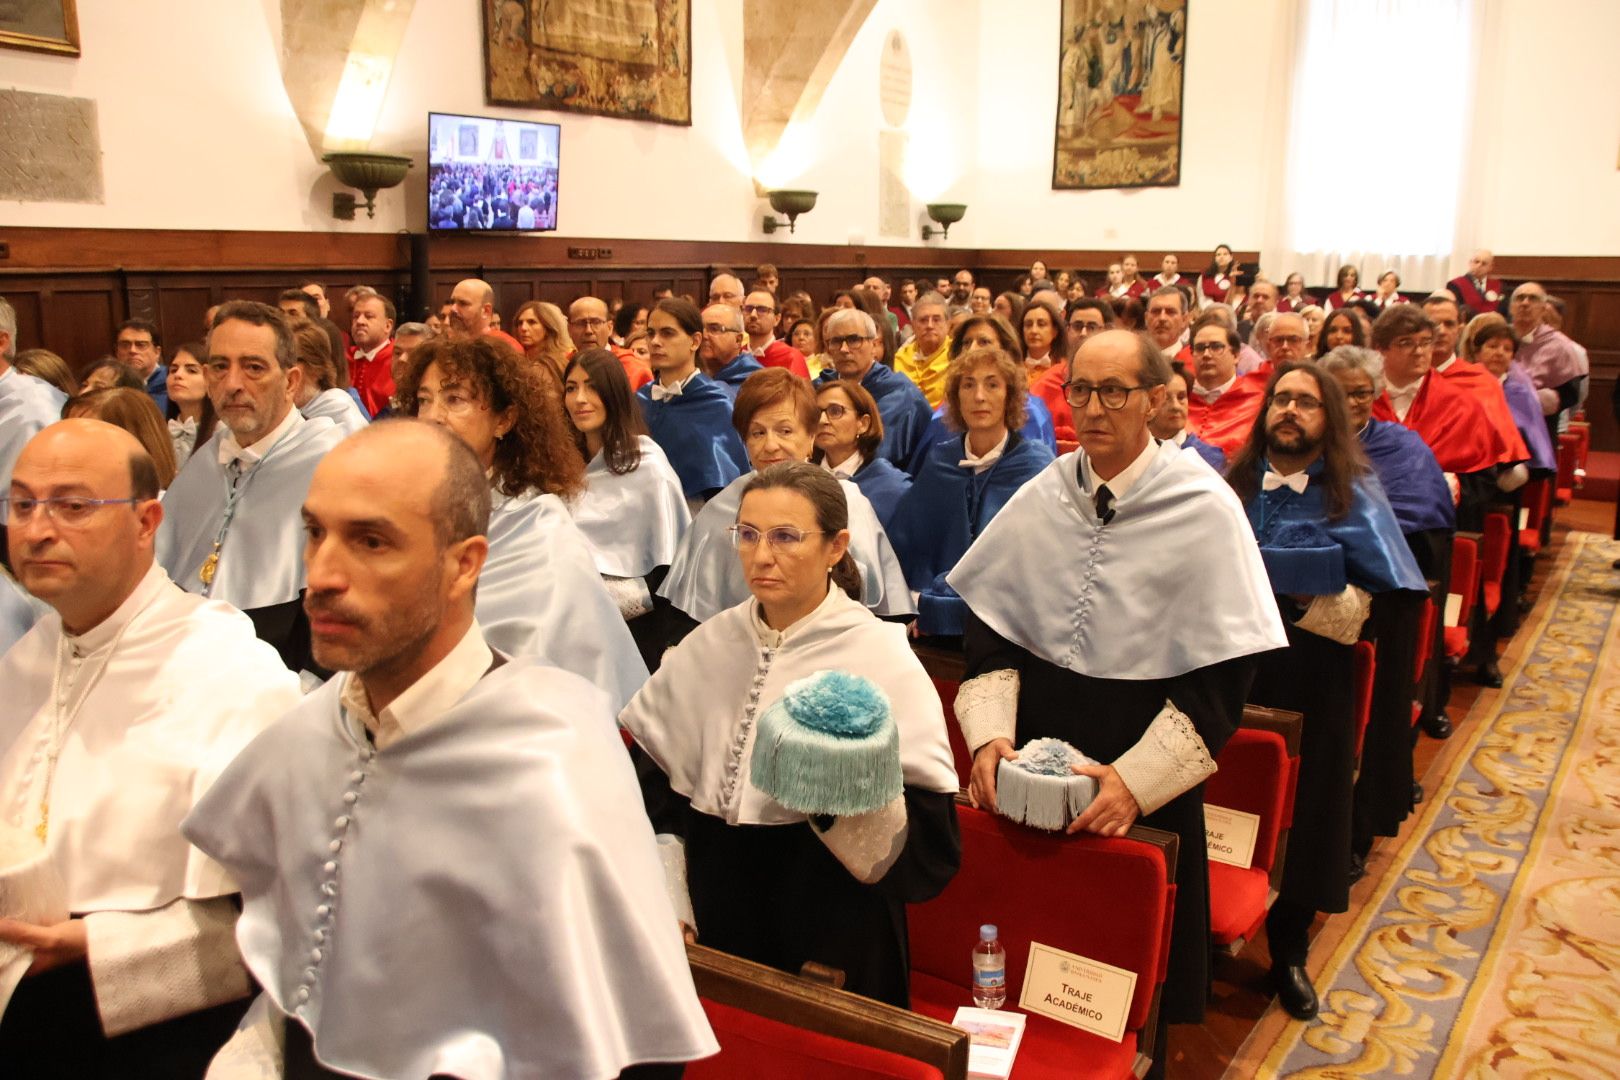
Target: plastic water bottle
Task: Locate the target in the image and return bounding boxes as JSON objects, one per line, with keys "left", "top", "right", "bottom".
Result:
{"left": 972, "top": 924, "right": 1006, "bottom": 1009}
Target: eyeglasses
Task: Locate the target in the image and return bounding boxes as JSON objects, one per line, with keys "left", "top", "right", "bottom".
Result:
{"left": 1064, "top": 382, "right": 1150, "bottom": 409}
{"left": 1341, "top": 388, "right": 1376, "bottom": 403}
{"left": 1190, "top": 342, "right": 1229, "bottom": 355}
{"left": 826, "top": 334, "right": 871, "bottom": 351}
{"left": 728, "top": 524, "right": 824, "bottom": 550}
{"left": 1269, "top": 392, "right": 1323, "bottom": 413}
{"left": 3, "top": 495, "right": 142, "bottom": 526}
{"left": 702, "top": 324, "right": 742, "bottom": 336}
{"left": 821, "top": 403, "right": 850, "bottom": 419}
{"left": 741, "top": 304, "right": 776, "bottom": 316}
{"left": 415, "top": 391, "right": 481, "bottom": 416}
{"left": 1390, "top": 336, "right": 1435, "bottom": 351}
{"left": 570, "top": 317, "right": 608, "bottom": 329}
{"left": 1268, "top": 334, "right": 1306, "bottom": 347}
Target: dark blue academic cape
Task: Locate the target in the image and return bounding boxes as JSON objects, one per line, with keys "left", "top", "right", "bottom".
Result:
{"left": 1243, "top": 459, "right": 1428, "bottom": 595}
{"left": 1182, "top": 432, "right": 1227, "bottom": 472}
{"left": 636, "top": 374, "right": 750, "bottom": 498}
{"left": 1358, "top": 419, "right": 1456, "bottom": 535}
{"left": 889, "top": 432, "right": 1055, "bottom": 635}
{"left": 913, "top": 398, "right": 1059, "bottom": 479}
{"left": 712, "top": 353, "right": 764, "bottom": 399}
{"left": 818, "top": 364, "right": 933, "bottom": 474}
{"left": 1501, "top": 364, "right": 1557, "bottom": 472}
{"left": 850, "top": 457, "right": 912, "bottom": 529}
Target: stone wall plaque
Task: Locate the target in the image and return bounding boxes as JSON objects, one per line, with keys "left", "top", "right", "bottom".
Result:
{"left": 878, "top": 29, "right": 911, "bottom": 129}
{"left": 0, "top": 89, "right": 102, "bottom": 204}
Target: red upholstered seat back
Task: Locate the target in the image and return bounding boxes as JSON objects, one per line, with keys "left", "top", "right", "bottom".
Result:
{"left": 1449, "top": 537, "right": 1479, "bottom": 625}
{"left": 687, "top": 999, "right": 944, "bottom": 1080}
{"left": 908, "top": 806, "right": 1170, "bottom": 1034}
{"left": 931, "top": 677, "right": 973, "bottom": 786}
{"left": 1351, "top": 641, "right": 1376, "bottom": 760}
{"left": 1204, "top": 727, "right": 1294, "bottom": 876}
{"left": 1481, "top": 511, "right": 1511, "bottom": 587}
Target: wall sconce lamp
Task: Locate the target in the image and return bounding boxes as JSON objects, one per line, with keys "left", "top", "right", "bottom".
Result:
{"left": 921, "top": 202, "right": 967, "bottom": 241}
{"left": 323, "top": 151, "right": 413, "bottom": 220}
{"left": 763, "top": 190, "right": 818, "bottom": 234}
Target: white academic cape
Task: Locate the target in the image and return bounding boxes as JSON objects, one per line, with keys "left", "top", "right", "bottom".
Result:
{"left": 184, "top": 660, "right": 718, "bottom": 1080}
{"left": 0, "top": 564, "right": 300, "bottom": 912}
{"left": 156, "top": 413, "right": 345, "bottom": 612}
{"left": 658, "top": 471, "right": 916, "bottom": 624}
{"left": 0, "top": 368, "right": 68, "bottom": 489}
{"left": 570, "top": 437, "right": 691, "bottom": 578}
{"left": 479, "top": 488, "right": 650, "bottom": 710}
{"left": 299, "top": 388, "right": 369, "bottom": 436}
{"left": 621, "top": 587, "right": 958, "bottom": 826}
{"left": 948, "top": 442, "right": 1287, "bottom": 680}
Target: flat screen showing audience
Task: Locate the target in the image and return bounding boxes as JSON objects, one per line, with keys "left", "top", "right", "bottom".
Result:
{"left": 427, "top": 111, "right": 560, "bottom": 233}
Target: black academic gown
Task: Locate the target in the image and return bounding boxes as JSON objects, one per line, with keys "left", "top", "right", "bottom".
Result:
{"left": 0, "top": 959, "right": 249, "bottom": 1080}
{"left": 962, "top": 611, "right": 1258, "bottom": 1026}
{"left": 634, "top": 748, "right": 959, "bottom": 1009}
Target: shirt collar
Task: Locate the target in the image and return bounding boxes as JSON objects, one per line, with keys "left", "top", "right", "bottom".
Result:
{"left": 1171, "top": 430, "right": 1188, "bottom": 447}
{"left": 352, "top": 340, "right": 388, "bottom": 363}
{"left": 1191, "top": 373, "right": 1237, "bottom": 402}
{"left": 959, "top": 431, "right": 1009, "bottom": 473}
{"left": 64, "top": 562, "right": 170, "bottom": 654}
{"left": 339, "top": 621, "right": 493, "bottom": 750}
{"left": 823, "top": 449, "right": 864, "bottom": 480}
{"left": 749, "top": 583, "right": 843, "bottom": 649}
{"left": 217, "top": 405, "right": 301, "bottom": 468}
{"left": 1385, "top": 374, "right": 1425, "bottom": 420}
{"left": 1080, "top": 435, "right": 1158, "bottom": 501}
{"left": 649, "top": 370, "right": 698, "bottom": 401}
{"left": 1435, "top": 355, "right": 1457, "bottom": 372}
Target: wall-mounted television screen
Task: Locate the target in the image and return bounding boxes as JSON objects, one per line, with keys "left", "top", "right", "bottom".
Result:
{"left": 427, "top": 111, "right": 560, "bottom": 233}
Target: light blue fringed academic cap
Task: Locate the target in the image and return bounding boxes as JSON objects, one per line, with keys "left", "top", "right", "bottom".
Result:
{"left": 996, "top": 738, "right": 1099, "bottom": 831}
{"left": 749, "top": 670, "right": 903, "bottom": 817}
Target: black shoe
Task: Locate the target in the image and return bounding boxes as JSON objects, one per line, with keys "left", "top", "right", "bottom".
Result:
{"left": 1270, "top": 963, "right": 1319, "bottom": 1020}
{"left": 1420, "top": 711, "right": 1453, "bottom": 740}
{"left": 1476, "top": 659, "right": 1504, "bottom": 688}
{"left": 1348, "top": 851, "right": 1367, "bottom": 885}
{"left": 1413, "top": 780, "right": 1425, "bottom": 804}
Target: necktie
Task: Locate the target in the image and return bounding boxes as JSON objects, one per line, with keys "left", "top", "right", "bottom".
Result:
{"left": 1094, "top": 483, "right": 1116, "bottom": 525}
{"left": 1261, "top": 470, "right": 1309, "bottom": 494}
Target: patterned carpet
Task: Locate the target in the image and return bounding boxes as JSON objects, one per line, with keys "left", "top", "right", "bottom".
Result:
{"left": 1235, "top": 531, "right": 1620, "bottom": 1079}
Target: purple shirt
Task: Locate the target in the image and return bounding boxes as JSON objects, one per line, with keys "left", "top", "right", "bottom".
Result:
{"left": 1516, "top": 324, "right": 1587, "bottom": 389}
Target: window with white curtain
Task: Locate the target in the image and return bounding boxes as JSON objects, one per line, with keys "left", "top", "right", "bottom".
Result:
{"left": 1282, "top": 0, "right": 1476, "bottom": 291}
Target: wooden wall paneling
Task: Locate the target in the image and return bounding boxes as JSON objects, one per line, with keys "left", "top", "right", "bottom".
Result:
{"left": 154, "top": 284, "right": 215, "bottom": 349}
{"left": 42, "top": 280, "right": 123, "bottom": 373}
{"left": 4, "top": 286, "right": 48, "bottom": 362}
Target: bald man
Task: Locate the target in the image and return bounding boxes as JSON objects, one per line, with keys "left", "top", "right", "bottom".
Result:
{"left": 1446, "top": 249, "right": 1506, "bottom": 319}
{"left": 446, "top": 278, "right": 524, "bottom": 354}
{"left": 0, "top": 420, "right": 299, "bottom": 1077}
{"left": 707, "top": 272, "right": 744, "bottom": 308}
{"left": 186, "top": 421, "right": 715, "bottom": 1079}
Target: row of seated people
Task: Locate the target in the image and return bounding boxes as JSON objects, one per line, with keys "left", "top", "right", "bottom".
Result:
{"left": 0, "top": 259, "right": 1589, "bottom": 1076}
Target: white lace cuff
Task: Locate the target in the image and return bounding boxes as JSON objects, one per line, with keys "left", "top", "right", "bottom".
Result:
{"left": 84, "top": 896, "right": 252, "bottom": 1037}
{"left": 602, "top": 574, "right": 654, "bottom": 620}
{"left": 204, "top": 993, "right": 285, "bottom": 1080}
{"left": 1296, "top": 584, "right": 1371, "bottom": 645}
{"left": 810, "top": 794, "right": 908, "bottom": 885}
{"left": 1111, "top": 700, "right": 1216, "bottom": 816}
{"left": 955, "top": 669, "right": 1019, "bottom": 755}
{"left": 657, "top": 833, "right": 696, "bottom": 934}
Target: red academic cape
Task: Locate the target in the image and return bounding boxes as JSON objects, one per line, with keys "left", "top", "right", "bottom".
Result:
{"left": 347, "top": 338, "right": 395, "bottom": 416}
{"left": 1446, "top": 275, "right": 1505, "bottom": 318}
{"left": 1199, "top": 273, "right": 1234, "bottom": 305}
{"left": 754, "top": 339, "right": 811, "bottom": 379}
{"left": 1371, "top": 372, "right": 1509, "bottom": 474}
{"left": 610, "top": 346, "right": 654, "bottom": 392}
{"left": 1324, "top": 290, "right": 1364, "bottom": 312}
{"left": 1434, "top": 358, "right": 1528, "bottom": 464}
{"left": 1185, "top": 371, "right": 1270, "bottom": 456}
{"left": 1123, "top": 277, "right": 1150, "bottom": 299}
{"left": 1276, "top": 294, "right": 1315, "bottom": 313}
{"left": 1030, "top": 364, "right": 1074, "bottom": 442}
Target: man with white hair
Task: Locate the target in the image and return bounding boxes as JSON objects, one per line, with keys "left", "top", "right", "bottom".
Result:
{"left": 1446, "top": 249, "right": 1506, "bottom": 318}
{"left": 891, "top": 292, "right": 952, "bottom": 407}
{"left": 816, "top": 307, "right": 932, "bottom": 471}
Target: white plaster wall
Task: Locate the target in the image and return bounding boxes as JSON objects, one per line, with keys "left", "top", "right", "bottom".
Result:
{"left": 1468, "top": 0, "right": 1620, "bottom": 256}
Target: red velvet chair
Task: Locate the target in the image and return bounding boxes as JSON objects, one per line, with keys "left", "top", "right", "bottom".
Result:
{"left": 1203, "top": 717, "right": 1301, "bottom": 951}
{"left": 1479, "top": 511, "right": 1512, "bottom": 619}
{"left": 908, "top": 805, "right": 1175, "bottom": 1080}
{"left": 686, "top": 945, "right": 967, "bottom": 1080}
{"left": 1411, "top": 599, "right": 1436, "bottom": 729}
{"left": 1519, "top": 477, "right": 1551, "bottom": 559}
{"left": 916, "top": 645, "right": 973, "bottom": 786}
{"left": 1443, "top": 537, "right": 1480, "bottom": 661}
{"left": 1556, "top": 433, "right": 1581, "bottom": 504}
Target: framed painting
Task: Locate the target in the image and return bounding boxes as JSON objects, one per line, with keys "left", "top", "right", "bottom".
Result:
{"left": 1053, "top": 0, "right": 1186, "bottom": 190}
{"left": 483, "top": 0, "right": 692, "bottom": 126}
{"left": 0, "top": 0, "right": 80, "bottom": 57}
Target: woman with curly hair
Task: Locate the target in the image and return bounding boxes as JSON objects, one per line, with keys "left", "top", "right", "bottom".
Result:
{"left": 396, "top": 334, "right": 648, "bottom": 708}
{"left": 886, "top": 346, "right": 1054, "bottom": 638}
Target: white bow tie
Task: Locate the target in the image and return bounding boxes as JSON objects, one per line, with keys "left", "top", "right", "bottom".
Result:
{"left": 1262, "top": 470, "right": 1309, "bottom": 494}
{"left": 648, "top": 381, "right": 685, "bottom": 402}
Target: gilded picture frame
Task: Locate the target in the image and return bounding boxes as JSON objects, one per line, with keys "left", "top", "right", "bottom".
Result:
{"left": 482, "top": 0, "right": 692, "bottom": 127}
{"left": 0, "top": 0, "right": 80, "bottom": 57}
{"left": 1053, "top": 0, "right": 1187, "bottom": 190}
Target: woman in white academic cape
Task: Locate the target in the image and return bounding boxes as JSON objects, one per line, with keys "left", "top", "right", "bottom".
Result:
{"left": 621, "top": 461, "right": 959, "bottom": 1007}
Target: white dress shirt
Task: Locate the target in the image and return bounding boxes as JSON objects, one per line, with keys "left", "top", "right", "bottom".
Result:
{"left": 1385, "top": 375, "right": 1424, "bottom": 421}
{"left": 822, "top": 450, "right": 864, "bottom": 480}
{"left": 339, "top": 621, "right": 494, "bottom": 750}
{"left": 1080, "top": 435, "right": 1159, "bottom": 498}
{"left": 958, "top": 431, "right": 1009, "bottom": 474}
{"left": 1191, "top": 373, "right": 1236, "bottom": 404}
{"left": 216, "top": 406, "right": 302, "bottom": 470}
